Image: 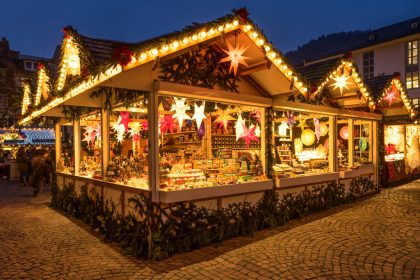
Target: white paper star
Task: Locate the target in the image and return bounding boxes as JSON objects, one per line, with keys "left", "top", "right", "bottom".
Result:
{"left": 278, "top": 121, "right": 289, "bottom": 136}
{"left": 219, "top": 41, "right": 250, "bottom": 76}
{"left": 235, "top": 113, "right": 245, "bottom": 141}
{"left": 192, "top": 102, "right": 206, "bottom": 129}
{"left": 250, "top": 124, "right": 261, "bottom": 137}
{"left": 170, "top": 97, "right": 191, "bottom": 129}
{"left": 330, "top": 74, "right": 350, "bottom": 95}
{"left": 112, "top": 116, "right": 126, "bottom": 143}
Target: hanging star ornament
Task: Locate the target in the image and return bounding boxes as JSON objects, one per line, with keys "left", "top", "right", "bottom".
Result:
{"left": 214, "top": 109, "right": 236, "bottom": 131}
{"left": 250, "top": 124, "right": 261, "bottom": 137}
{"left": 159, "top": 115, "right": 176, "bottom": 134}
{"left": 235, "top": 113, "right": 245, "bottom": 141}
{"left": 219, "top": 41, "right": 250, "bottom": 76}
{"left": 170, "top": 97, "right": 191, "bottom": 129}
{"left": 192, "top": 102, "right": 206, "bottom": 129}
{"left": 119, "top": 112, "right": 131, "bottom": 132}
{"left": 383, "top": 90, "right": 396, "bottom": 107}
{"left": 112, "top": 116, "right": 126, "bottom": 143}
{"left": 296, "top": 118, "right": 307, "bottom": 131}
{"left": 240, "top": 123, "right": 260, "bottom": 147}
{"left": 330, "top": 74, "right": 351, "bottom": 95}
{"left": 278, "top": 121, "right": 289, "bottom": 136}
{"left": 286, "top": 112, "right": 296, "bottom": 129}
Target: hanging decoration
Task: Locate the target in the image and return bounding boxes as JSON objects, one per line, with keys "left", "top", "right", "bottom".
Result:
{"left": 170, "top": 97, "right": 191, "bottom": 129}
{"left": 141, "top": 121, "right": 148, "bottom": 131}
{"left": 294, "top": 138, "right": 303, "bottom": 154}
{"left": 286, "top": 112, "right": 296, "bottom": 129}
{"left": 383, "top": 90, "right": 396, "bottom": 107}
{"left": 129, "top": 122, "right": 142, "bottom": 141}
{"left": 301, "top": 129, "right": 316, "bottom": 146}
{"left": 112, "top": 46, "right": 133, "bottom": 67}
{"left": 249, "top": 124, "right": 261, "bottom": 138}
{"left": 82, "top": 126, "right": 97, "bottom": 145}
{"left": 314, "top": 118, "right": 321, "bottom": 141}
{"left": 296, "top": 118, "right": 306, "bottom": 131}
{"left": 320, "top": 124, "right": 328, "bottom": 137}
{"left": 235, "top": 113, "right": 245, "bottom": 141}
{"left": 214, "top": 109, "right": 236, "bottom": 131}
{"left": 219, "top": 41, "right": 249, "bottom": 76}
{"left": 159, "top": 115, "right": 176, "bottom": 134}
{"left": 359, "top": 138, "right": 368, "bottom": 152}
{"left": 112, "top": 116, "right": 126, "bottom": 143}
{"left": 340, "top": 126, "right": 349, "bottom": 140}
{"left": 250, "top": 110, "right": 261, "bottom": 122}
{"left": 239, "top": 123, "right": 260, "bottom": 147}
{"left": 330, "top": 74, "right": 350, "bottom": 95}
{"left": 197, "top": 122, "right": 206, "bottom": 140}
{"left": 119, "top": 112, "right": 131, "bottom": 132}
{"left": 192, "top": 102, "right": 206, "bottom": 129}
{"left": 278, "top": 121, "right": 289, "bottom": 136}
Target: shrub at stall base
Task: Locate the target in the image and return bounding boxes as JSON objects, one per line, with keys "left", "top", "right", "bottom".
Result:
{"left": 51, "top": 178, "right": 377, "bottom": 261}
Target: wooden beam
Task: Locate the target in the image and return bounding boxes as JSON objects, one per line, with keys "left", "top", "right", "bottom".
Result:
{"left": 325, "top": 94, "right": 359, "bottom": 103}
{"left": 377, "top": 102, "right": 404, "bottom": 109}
{"left": 242, "top": 75, "right": 271, "bottom": 98}
{"left": 340, "top": 104, "right": 369, "bottom": 109}
{"left": 239, "top": 60, "right": 271, "bottom": 76}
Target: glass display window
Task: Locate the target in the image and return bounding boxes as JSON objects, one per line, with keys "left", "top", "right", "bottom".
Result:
{"left": 56, "top": 123, "right": 74, "bottom": 174}
{"left": 272, "top": 110, "right": 330, "bottom": 179}
{"left": 405, "top": 125, "right": 420, "bottom": 171}
{"left": 353, "top": 120, "right": 373, "bottom": 166}
{"left": 337, "top": 118, "right": 349, "bottom": 170}
{"left": 107, "top": 97, "right": 149, "bottom": 190}
{"left": 78, "top": 112, "right": 102, "bottom": 179}
{"left": 158, "top": 96, "right": 266, "bottom": 191}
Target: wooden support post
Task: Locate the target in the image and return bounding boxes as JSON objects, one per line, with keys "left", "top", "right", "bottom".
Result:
{"left": 329, "top": 116, "right": 337, "bottom": 173}
{"left": 261, "top": 107, "right": 267, "bottom": 176}
{"left": 368, "top": 121, "right": 373, "bottom": 163}
{"left": 348, "top": 119, "right": 354, "bottom": 168}
{"left": 73, "top": 120, "right": 81, "bottom": 176}
{"left": 372, "top": 121, "right": 378, "bottom": 185}
{"left": 149, "top": 81, "right": 160, "bottom": 203}
{"left": 55, "top": 123, "right": 61, "bottom": 167}
{"left": 101, "top": 108, "right": 110, "bottom": 178}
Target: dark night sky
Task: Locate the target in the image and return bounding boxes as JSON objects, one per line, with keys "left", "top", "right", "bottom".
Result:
{"left": 1, "top": 0, "right": 419, "bottom": 58}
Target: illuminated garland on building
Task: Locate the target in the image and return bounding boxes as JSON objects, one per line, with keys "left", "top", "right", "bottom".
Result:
{"left": 56, "top": 36, "right": 81, "bottom": 91}
{"left": 21, "top": 83, "right": 31, "bottom": 115}
{"left": 34, "top": 66, "right": 48, "bottom": 106}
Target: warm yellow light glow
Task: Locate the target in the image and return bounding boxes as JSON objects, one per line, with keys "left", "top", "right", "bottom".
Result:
{"left": 57, "top": 36, "right": 81, "bottom": 91}
{"left": 330, "top": 74, "right": 350, "bottom": 94}
{"left": 219, "top": 41, "right": 249, "bottom": 76}
{"left": 21, "top": 84, "right": 31, "bottom": 115}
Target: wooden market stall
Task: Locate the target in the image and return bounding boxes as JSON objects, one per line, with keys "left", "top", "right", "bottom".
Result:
{"left": 366, "top": 73, "right": 419, "bottom": 187}
{"left": 19, "top": 10, "right": 316, "bottom": 213}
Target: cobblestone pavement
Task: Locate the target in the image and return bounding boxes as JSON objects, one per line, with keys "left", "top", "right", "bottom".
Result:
{"left": 0, "top": 180, "right": 419, "bottom": 280}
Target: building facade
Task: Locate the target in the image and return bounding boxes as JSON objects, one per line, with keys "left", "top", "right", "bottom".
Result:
{"left": 0, "top": 38, "right": 50, "bottom": 127}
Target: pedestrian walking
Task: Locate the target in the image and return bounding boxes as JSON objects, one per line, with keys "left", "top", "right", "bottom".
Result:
{"left": 29, "top": 149, "right": 49, "bottom": 197}
{"left": 16, "top": 147, "right": 30, "bottom": 187}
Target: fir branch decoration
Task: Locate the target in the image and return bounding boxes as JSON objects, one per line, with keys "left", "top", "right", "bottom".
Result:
{"left": 159, "top": 46, "right": 239, "bottom": 92}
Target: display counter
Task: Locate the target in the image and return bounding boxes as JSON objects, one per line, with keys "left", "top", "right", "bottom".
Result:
{"left": 159, "top": 179, "right": 273, "bottom": 203}
{"left": 339, "top": 164, "right": 374, "bottom": 179}
{"left": 275, "top": 172, "right": 338, "bottom": 189}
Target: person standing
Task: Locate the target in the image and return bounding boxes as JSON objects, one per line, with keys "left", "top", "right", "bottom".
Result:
{"left": 30, "top": 149, "right": 49, "bottom": 197}
{"left": 16, "top": 147, "right": 30, "bottom": 186}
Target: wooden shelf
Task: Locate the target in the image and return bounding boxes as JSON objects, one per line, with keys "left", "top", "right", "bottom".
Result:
{"left": 163, "top": 131, "right": 197, "bottom": 136}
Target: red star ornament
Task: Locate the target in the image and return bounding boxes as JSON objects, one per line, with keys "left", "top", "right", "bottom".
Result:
{"left": 240, "top": 123, "right": 260, "bottom": 147}
{"left": 119, "top": 112, "right": 131, "bottom": 132}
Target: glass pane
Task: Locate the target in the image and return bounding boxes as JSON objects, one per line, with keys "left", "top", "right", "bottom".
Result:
{"left": 272, "top": 111, "right": 330, "bottom": 178}
{"left": 337, "top": 118, "right": 349, "bottom": 169}
{"left": 353, "top": 120, "right": 372, "bottom": 166}
{"left": 108, "top": 95, "right": 149, "bottom": 190}
{"left": 384, "top": 125, "right": 405, "bottom": 162}
{"left": 57, "top": 124, "right": 74, "bottom": 174}
{"left": 78, "top": 113, "right": 102, "bottom": 179}
{"left": 159, "top": 96, "right": 267, "bottom": 191}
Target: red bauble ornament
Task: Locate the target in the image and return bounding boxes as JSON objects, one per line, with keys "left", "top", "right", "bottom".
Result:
{"left": 235, "top": 8, "right": 249, "bottom": 23}
{"left": 113, "top": 46, "right": 133, "bottom": 66}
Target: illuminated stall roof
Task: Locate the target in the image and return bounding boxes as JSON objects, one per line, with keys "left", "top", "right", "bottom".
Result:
{"left": 19, "top": 8, "right": 309, "bottom": 125}
{"left": 365, "top": 72, "right": 417, "bottom": 119}
{"left": 297, "top": 54, "right": 374, "bottom": 110}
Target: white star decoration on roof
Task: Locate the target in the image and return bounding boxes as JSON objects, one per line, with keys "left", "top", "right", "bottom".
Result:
{"left": 330, "top": 74, "right": 351, "bottom": 95}
{"left": 219, "top": 41, "right": 250, "bottom": 76}
{"left": 170, "top": 97, "right": 191, "bottom": 129}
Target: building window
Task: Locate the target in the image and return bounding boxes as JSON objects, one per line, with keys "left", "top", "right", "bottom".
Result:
{"left": 406, "top": 40, "right": 419, "bottom": 89}
{"left": 24, "top": 60, "right": 39, "bottom": 71}
{"left": 412, "top": 98, "right": 419, "bottom": 109}
{"left": 363, "top": 51, "right": 374, "bottom": 80}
